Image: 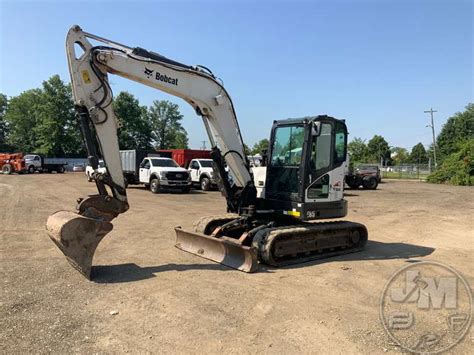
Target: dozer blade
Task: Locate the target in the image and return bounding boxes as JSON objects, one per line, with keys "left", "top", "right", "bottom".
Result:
{"left": 46, "top": 210, "right": 113, "bottom": 279}
{"left": 175, "top": 227, "right": 258, "bottom": 273}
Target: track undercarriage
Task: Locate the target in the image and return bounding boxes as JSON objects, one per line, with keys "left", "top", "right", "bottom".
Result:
{"left": 175, "top": 213, "right": 368, "bottom": 272}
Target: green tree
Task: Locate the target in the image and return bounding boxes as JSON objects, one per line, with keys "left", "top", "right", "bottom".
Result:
{"left": 4, "top": 89, "right": 43, "bottom": 152}
{"left": 173, "top": 130, "right": 189, "bottom": 149}
{"left": 251, "top": 138, "right": 269, "bottom": 155}
{"left": 148, "top": 100, "right": 189, "bottom": 149}
{"left": 427, "top": 139, "right": 473, "bottom": 186}
{"left": 347, "top": 137, "right": 368, "bottom": 163}
{"left": 367, "top": 135, "right": 390, "bottom": 164}
{"left": 34, "top": 75, "right": 81, "bottom": 156}
{"left": 243, "top": 143, "right": 251, "bottom": 156}
{"left": 409, "top": 143, "right": 428, "bottom": 164}
{"left": 436, "top": 103, "right": 474, "bottom": 161}
{"left": 113, "top": 92, "right": 153, "bottom": 150}
{"left": 391, "top": 147, "right": 409, "bottom": 165}
{"left": 0, "top": 93, "right": 9, "bottom": 150}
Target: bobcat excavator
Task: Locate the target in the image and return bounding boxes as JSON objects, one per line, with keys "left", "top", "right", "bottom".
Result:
{"left": 46, "top": 25, "right": 368, "bottom": 279}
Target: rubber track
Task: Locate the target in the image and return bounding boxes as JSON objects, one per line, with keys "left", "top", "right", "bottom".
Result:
{"left": 253, "top": 221, "right": 368, "bottom": 267}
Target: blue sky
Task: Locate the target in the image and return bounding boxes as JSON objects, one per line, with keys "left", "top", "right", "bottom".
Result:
{"left": 1, "top": 0, "right": 472, "bottom": 150}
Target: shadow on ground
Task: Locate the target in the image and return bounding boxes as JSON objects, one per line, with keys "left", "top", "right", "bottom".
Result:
{"left": 92, "top": 262, "right": 269, "bottom": 283}
{"left": 92, "top": 240, "right": 434, "bottom": 283}
{"left": 344, "top": 193, "right": 359, "bottom": 197}
{"left": 276, "top": 240, "right": 435, "bottom": 271}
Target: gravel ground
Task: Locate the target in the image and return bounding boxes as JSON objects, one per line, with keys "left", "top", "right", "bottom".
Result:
{"left": 1, "top": 174, "right": 473, "bottom": 353}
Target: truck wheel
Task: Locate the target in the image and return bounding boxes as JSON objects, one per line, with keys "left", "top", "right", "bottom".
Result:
{"left": 57, "top": 166, "right": 65, "bottom": 173}
{"left": 28, "top": 165, "right": 35, "bottom": 174}
{"left": 200, "top": 176, "right": 211, "bottom": 191}
{"left": 2, "top": 164, "right": 12, "bottom": 175}
{"left": 345, "top": 175, "right": 361, "bottom": 189}
{"left": 362, "top": 176, "right": 378, "bottom": 190}
{"left": 150, "top": 178, "right": 160, "bottom": 194}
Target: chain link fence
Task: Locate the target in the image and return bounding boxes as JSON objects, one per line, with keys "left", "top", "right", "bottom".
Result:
{"left": 380, "top": 164, "right": 431, "bottom": 180}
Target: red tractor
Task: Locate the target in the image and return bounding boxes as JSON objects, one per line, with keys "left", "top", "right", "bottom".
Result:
{"left": 0, "top": 153, "right": 26, "bottom": 174}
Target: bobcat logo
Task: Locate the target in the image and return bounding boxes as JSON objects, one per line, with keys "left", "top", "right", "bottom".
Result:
{"left": 144, "top": 67, "right": 154, "bottom": 78}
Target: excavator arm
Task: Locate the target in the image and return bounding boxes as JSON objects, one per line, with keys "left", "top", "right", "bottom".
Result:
{"left": 46, "top": 26, "right": 256, "bottom": 278}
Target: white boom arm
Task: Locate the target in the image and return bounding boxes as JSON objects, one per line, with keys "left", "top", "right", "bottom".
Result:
{"left": 66, "top": 25, "right": 252, "bottom": 206}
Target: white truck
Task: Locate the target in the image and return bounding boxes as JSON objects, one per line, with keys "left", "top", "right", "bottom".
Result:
{"left": 138, "top": 156, "right": 191, "bottom": 193}
{"left": 188, "top": 158, "right": 217, "bottom": 191}
{"left": 24, "top": 154, "right": 67, "bottom": 173}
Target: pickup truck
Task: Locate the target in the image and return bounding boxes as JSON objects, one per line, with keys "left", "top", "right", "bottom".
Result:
{"left": 345, "top": 164, "right": 379, "bottom": 190}
{"left": 138, "top": 156, "right": 191, "bottom": 193}
{"left": 24, "top": 154, "right": 67, "bottom": 173}
{"left": 188, "top": 158, "right": 217, "bottom": 191}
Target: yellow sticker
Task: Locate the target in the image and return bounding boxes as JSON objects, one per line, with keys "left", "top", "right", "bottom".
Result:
{"left": 286, "top": 210, "right": 301, "bottom": 217}
{"left": 81, "top": 70, "right": 92, "bottom": 84}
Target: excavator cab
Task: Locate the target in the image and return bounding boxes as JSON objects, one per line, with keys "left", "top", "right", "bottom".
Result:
{"left": 176, "top": 116, "right": 367, "bottom": 272}
{"left": 262, "top": 116, "right": 348, "bottom": 221}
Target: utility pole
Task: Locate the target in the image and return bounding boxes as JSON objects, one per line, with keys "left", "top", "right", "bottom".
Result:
{"left": 200, "top": 140, "right": 207, "bottom": 150}
{"left": 424, "top": 108, "right": 438, "bottom": 168}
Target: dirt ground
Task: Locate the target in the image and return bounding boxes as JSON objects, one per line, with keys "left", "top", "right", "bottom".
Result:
{"left": 1, "top": 174, "right": 473, "bottom": 353}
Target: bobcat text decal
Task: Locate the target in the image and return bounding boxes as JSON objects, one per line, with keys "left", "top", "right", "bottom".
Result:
{"left": 144, "top": 67, "right": 178, "bottom": 86}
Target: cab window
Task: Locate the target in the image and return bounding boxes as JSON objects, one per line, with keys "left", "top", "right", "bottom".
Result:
{"left": 141, "top": 160, "right": 151, "bottom": 169}
{"left": 310, "top": 123, "right": 332, "bottom": 171}
{"left": 270, "top": 125, "right": 305, "bottom": 167}
{"left": 334, "top": 121, "right": 347, "bottom": 165}
{"left": 307, "top": 174, "right": 330, "bottom": 199}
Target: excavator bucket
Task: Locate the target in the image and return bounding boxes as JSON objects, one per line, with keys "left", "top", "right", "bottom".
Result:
{"left": 175, "top": 227, "right": 259, "bottom": 273}
{"left": 46, "top": 210, "right": 114, "bottom": 279}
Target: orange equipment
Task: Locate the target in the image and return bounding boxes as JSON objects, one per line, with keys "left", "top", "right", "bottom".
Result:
{"left": 0, "top": 153, "right": 26, "bottom": 174}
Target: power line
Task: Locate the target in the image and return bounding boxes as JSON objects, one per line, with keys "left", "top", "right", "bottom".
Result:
{"left": 424, "top": 108, "right": 438, "bottom": 168}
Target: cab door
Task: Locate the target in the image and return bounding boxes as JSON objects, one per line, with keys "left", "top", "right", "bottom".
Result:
{"left": 139, "top": 159, "right": 151, "bottom": 183}
{"left": 305, "top": 120, "right": 347, "bottom": 203}
{"left": 265, "top": 124, "right": 306, "bottom": 202}
{"left": 189, "top": 160, "right": 200, "bottom": 182}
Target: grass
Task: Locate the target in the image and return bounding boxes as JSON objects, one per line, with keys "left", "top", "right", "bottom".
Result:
{"left": 382, "top": 171, "right": 430, "bottom": 180}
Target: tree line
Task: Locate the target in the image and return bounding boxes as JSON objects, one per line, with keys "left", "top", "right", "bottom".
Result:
{"left": 0, "top": 75, "right": 189, "bottom": 156}
{"left": 348, "top": 136, "right": 429, "bottom": 165}
{"left": 1, "top": 75, "right": 471, "bottom": 184}
{"left": 348, "top": 103, "right": 473, "bottom": 170}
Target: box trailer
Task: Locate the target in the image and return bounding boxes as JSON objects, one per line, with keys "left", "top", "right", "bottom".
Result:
{"left": 158, "top": 149, "right": 211, "bottom": 168}
{"left": 120, "top": 150, "right": 171, "bottom": 184}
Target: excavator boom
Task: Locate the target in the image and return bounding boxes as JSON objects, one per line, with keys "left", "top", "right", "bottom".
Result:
{"left": 47, "top": 25, "right": 257, "bottom": 278}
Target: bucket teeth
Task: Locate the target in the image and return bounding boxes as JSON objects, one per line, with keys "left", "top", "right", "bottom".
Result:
{"left": 46, "top": 210, "right": 113, "bottom": 279}
{"left": 175, "top": 227, "right": 258, "bottom": 273}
